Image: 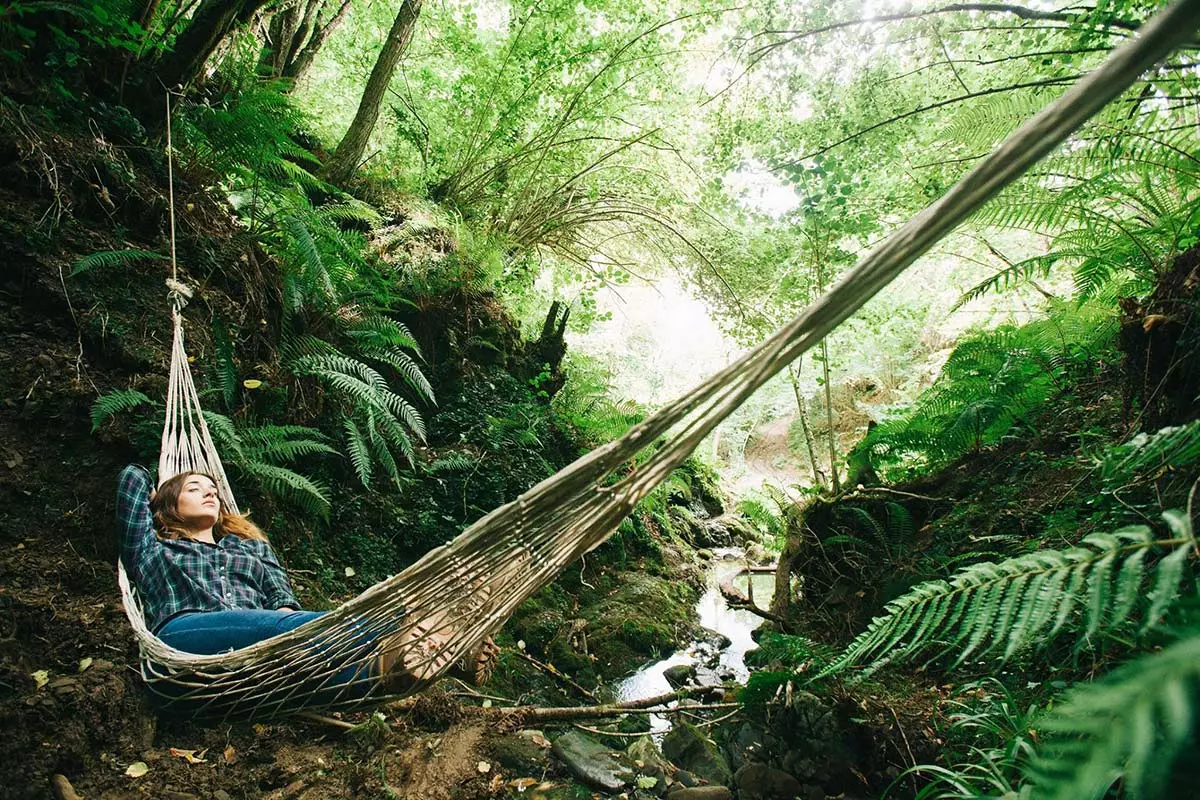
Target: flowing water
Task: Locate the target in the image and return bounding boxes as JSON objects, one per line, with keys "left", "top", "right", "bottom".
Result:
{"left": 614, "top": 548, "right": 776, "bottom": 732}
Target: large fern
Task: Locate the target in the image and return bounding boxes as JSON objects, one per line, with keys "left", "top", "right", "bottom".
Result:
{"left": 820, "top": 510, "right": 1195, "bottom": 679}
{"left": 285, "top": 333, "right": 430, "bottom": 488}
{"left": 858, "top": 301, "right": 1115, "bottom": 478}
{"left": 1026, "top": 631, "right": 1200, "bottom": 800}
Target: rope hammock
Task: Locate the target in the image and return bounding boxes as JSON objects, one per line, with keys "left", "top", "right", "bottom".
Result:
{"left": 119, "top": 0, "right": 1200, "bottom": 721}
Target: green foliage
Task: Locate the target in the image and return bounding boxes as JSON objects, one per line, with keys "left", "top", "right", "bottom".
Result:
{"left": 1101, "top": 420, "right": 1200, "bottom": 485}
{"left": 965, "top": 129, "right": 1200, "bottom": 302}
{"left": 285, "top": 332, "right": 430, "bottom": 488}
{"left": 90, "top": 387, "right": 152, "bottom": 431}
{"left": 71, "top": 249, "right": 166, "bottom": 277}
{"left": 1027, "top": 631, "right": 1200, "bottom": 800}
{"left": 90, "top": 390, "right": 333, "bottom": 518}
{"left": 822, "top": 510, "right": 1195, "bottom": 679}
{"left": 857, "top": 301, "right": 1116, "bottom": 478}
{"left": 551, "top": 354, "right": 645, "bottom": 449}
{"left": 887, "top": 679, "right": 1038, "bottom": 799}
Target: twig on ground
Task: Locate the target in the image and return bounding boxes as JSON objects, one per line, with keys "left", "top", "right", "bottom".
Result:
{"left": 296, "top": 711, "right": 356, "bottom": 730}
{"left": 511, "top": 649, "right": 597, "bottom": 701}
{"left": 571, "top": 723, "right": 653, "bottom": 738}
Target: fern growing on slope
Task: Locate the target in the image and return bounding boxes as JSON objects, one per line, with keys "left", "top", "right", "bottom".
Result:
{"left": 858, "top": 300, "right": 1115, "bottom": 478}
{"left": 945, "top": 88, "right": 1200, "bottom": 304}
{"left": 820, "top": 509, "right": 1195, "bottom": 679}
{"left": 284, "top": 330, "right": 432, "bottom": 488}
{"left": 1027, "top": 631, "right": 1200, "bottom": 800}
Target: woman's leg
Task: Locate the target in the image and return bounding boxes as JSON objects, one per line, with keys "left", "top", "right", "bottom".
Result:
{"left": 158, "top": 609, "right": 325, "bottom": 654}
{"left": 156, "top": 609, "right": 383, "bottom": 706}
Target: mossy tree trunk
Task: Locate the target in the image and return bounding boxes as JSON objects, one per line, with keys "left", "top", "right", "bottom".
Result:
{"left": 144, "top": 0, "right": 272, "bottom": 92}
{"left": 257, "top": 0, "right": 352, "bottom": 85}
{"left": 324, "top": 0, "right": 423, "bottom": 186}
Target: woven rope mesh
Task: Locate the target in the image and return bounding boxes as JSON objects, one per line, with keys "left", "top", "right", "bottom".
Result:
{"left": 118, "top": 0, "right": 1200, "bottom": 722}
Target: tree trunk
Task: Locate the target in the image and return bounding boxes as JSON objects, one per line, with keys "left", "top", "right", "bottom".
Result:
{"left": 324, "top": 0, "right": 423, "bottom": 186}
{"left": 282, "top": 0, "right": 352, "bottom": 84}
{"left": 788, "top": 361, "right": 825, "bottom": 490}
{"left": 820, "top": 337, "right": 839, "bottom": 494}
{"left": 149, "top": 0, "right": 272, "bottom": 92}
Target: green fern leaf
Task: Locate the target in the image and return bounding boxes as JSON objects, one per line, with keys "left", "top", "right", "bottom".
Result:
{"left": 1027, "top": 634, "right": 1200, "bottom": 800}
{"left": 71, "top": 249, "right": 166, "bottom": 277}
{"left": 343, "top": 418, "right": 372, "bottom": 487}
{"left": 239, "top": 461, "right": 331, "bottom": 519}
{"left": 90, "top": 388, "right": 155, "bottom": 431}
{"left": 821, "top": 516, "right": 1189, "bottom": 678}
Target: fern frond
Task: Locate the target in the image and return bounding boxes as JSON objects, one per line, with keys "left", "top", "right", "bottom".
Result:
{"left": 820, "top": 515, "right": 1193, "bottom": 679}
{"left": 343, "top": 418, "right": 373, "bottom": 487}
{"left": 1101, "top": 421, "right": 1200, "bottom": 484}
{"left": 429, "top": 451, "right": 478, "bottom": 473}
{"left": 71, "top": 249, "right": 166, "bottom": 277}
{"left": 200, "top": 410, "right": 245, "bottom": 458}
{"left": 240, "top": 425, "right": 338, "bottom": 463}
{"left": 363, "top": 346, "right": 436, "bottom": 404}
{"left": 1027, "top": 633, "right": 1200, "bottom": 800}
{"left": 90, "top": 388, "right": 155, "bottom": 431}
{"left": 318, "top": 201, "right": 383, "bottom": 228}
{"left": 239, "top": 461, "right": 331, "bottom": 519}
{"left": 211, "top": 318, "right": 238, "bottom": 410}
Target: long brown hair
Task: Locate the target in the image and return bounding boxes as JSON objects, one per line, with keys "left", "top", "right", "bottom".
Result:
{"left": 151, "top": 471, "right": 266, "bottom": 541}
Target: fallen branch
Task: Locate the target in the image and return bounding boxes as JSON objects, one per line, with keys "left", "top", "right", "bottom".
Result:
{"left": 511, "top": 700, "right": 742, "bottom": 723}
{"left": 718, "top": 573, "right": 789, "bottom": 626}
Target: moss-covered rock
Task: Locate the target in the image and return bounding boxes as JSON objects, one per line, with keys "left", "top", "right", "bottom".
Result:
{"left": 662, "top": 723, "right": 733, "bottom": 787}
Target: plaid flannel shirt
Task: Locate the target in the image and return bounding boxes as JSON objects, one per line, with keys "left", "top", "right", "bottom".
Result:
{"left": 116, "top": 465, "right": 300, "bottom": 632}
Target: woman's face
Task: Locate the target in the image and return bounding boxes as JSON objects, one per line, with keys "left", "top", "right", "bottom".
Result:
{"left": 175, "top": 474, "right": 221, "bottom": 530}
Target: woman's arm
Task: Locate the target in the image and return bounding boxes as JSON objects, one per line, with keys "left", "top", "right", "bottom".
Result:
{"left": 115, "top": 464, "right": 159, "bottom": 569}
{"left": 255, "top": 540, "right": 301, "bottom": 610}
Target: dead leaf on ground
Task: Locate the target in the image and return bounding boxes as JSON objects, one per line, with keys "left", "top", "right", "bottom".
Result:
{"left": 125, "top": 762, "right": 149, "bottom": 778}
{"left": 223, "top": 745, "right": 238, "bottom": 764}
{"left": 169, "top": 747, "right": 208, "bottom": 765}
{"left": 31, "top": 669, "right": 49, "bottom": 688}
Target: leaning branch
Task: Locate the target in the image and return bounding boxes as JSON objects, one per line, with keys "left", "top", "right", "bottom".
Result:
{"left": 747, "top": 4, "right": 1148, "bottom": 59}
{"left": 781, "top": 74, "right": 1081, "bottom": 166}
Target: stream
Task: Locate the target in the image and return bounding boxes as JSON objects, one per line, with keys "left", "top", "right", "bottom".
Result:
{"left": 614, "top": 547, "right": 775, "bottom": 732}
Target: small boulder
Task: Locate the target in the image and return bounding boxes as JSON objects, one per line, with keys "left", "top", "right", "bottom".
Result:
{"left": 663, "top": 664, "right": 695, "bottom": 689}
{"left": 486, "top": 732, "right": 550, "bottom": 774}
{"left": 551, "top": 731, "right": 635, "bottom": 792}
{"left": 735, "top": 763, "right": 805, "bottom": 800}
{"left": 626, "top": 736, "right": 671, "bottom": 795}
{"left": 697, "top": 627, "right": 732, "bottom": 651}
{"left": 666, "top": 787, "right": 733, "bottom": 800}
{"left": 662, "top": 723, "right": 733, "bottom": 787}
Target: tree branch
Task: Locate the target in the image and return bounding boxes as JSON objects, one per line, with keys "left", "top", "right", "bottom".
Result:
{"left": 780, "top": 74, "right": 1081, "bottom": 166}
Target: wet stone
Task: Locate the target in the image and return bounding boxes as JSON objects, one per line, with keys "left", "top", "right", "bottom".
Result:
{"left": 734, "top": 763, "right": 804, "bottom": 800}
{"left": 551, "top": 730, "right": 635, "bottom": 792}
{"left": 666, "top": 787, "right": 733, "bottom": 800}
{"left": 662, "top": 723, "right": 733, "bottom": 787}
{"left": 697, "top": 627, "right": 732, "bottom": 651}
{"left": 663, "top": 664, "right": 695, "bottom": 689}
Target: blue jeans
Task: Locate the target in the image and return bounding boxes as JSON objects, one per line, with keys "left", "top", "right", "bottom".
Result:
{"left": 156, "top": 609, "right": 379, "bottom": 708}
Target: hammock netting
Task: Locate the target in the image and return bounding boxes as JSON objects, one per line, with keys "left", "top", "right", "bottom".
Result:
{"left": 118, "top": 0, "right": 1200, "bottom": 722}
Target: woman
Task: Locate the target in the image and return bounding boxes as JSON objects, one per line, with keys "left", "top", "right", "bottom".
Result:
{"left": 115, "top": 464, "right": 496, "bottom": 698}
